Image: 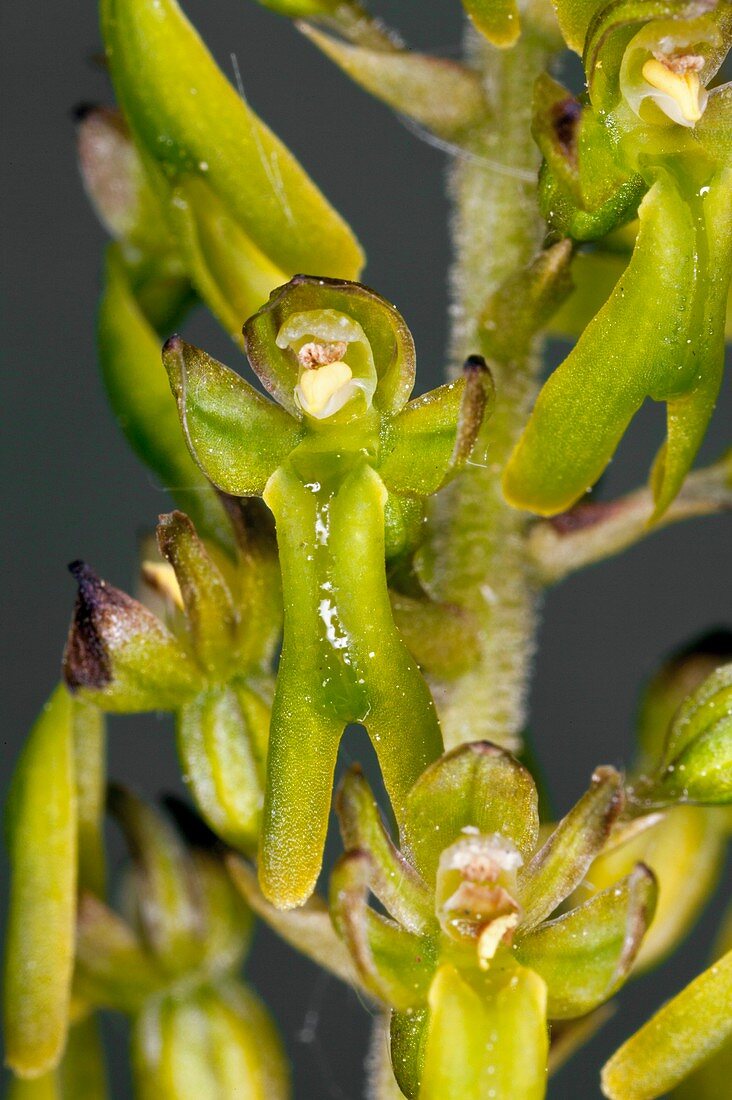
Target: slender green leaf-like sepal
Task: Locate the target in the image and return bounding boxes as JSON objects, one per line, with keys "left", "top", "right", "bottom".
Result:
{"left": 163, "top": 335, "right": 302, "bottom": 495}
{"left": 519, "top": 767, "right": 624, "bottom": 931}
{"left": 176, "top": 687, "right": 264, "bottom": 854}
{"left": 379, "top": 357, "right": 493, "bottom": 497}
{"left": 461, "top": 0, "right": 521, "bottom": 48}
{"left": 601, "top": 948, "right": 732, "bottom": 1099}
{"left": 581, "top": 805, "right": 726, "bottom": 971}
{"left": 402, "top": 742, "right": 540, "bottom": 884}
{"left": 300, "top": 25, "right": 488, "bottom": 139}
{"left": 420, "top": 963, "right": 548, "bottom": 1100}
{"left": 516, "top": 864, "right": 657, "bottom": 1019}
{"left": 336, "top": 767, "right": 434, "bottom": 934}
{"left": 63, "top": 561, "right": 201, "bottom": 712}
{"left": 157, "top": 511, "right": 238, "bottom": 676}
{"left": 100, "top": 0, "right": 363, "bottom": 280}
{"left": 329, "top": 851, "right": 434, "bottom": 1010}
{"left": 98, "top": 247, "right": 235, "bottom": 553}
{"left": 4, "top": 688, "right": 77, "bottom": 1078}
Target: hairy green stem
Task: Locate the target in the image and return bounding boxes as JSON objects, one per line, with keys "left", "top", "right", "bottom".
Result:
{"left": 422, "top": 19, "right": 556, "bottom": 751}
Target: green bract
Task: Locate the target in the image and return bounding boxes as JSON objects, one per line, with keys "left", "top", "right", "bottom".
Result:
{"left": 164, "top": 275, "right": 492, "bottom": 909}
{"left": 100, "top": 0, "right": 363, "bottom": 306}
{"left": 318, "top": 744, "right": 654, "bottom": 1099}
{"left": 505, "top": 0, "right": 732, "bottom": 517}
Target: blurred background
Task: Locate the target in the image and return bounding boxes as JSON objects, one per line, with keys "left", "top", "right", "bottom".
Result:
{"left": 2, "top": 1, "right": 730, "bottom": 1095}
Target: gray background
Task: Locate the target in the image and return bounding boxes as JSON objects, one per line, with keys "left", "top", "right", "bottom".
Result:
{"left": 2, "top": 1, "right": 730, "bottom": 1095}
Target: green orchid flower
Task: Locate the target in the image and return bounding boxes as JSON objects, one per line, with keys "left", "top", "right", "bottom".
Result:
{"left": 321, "top": 744, "right": 654, "bottom": 1099}
{"left": 72, "top": 789, "right": 290, "bottom": 1100}
{"left": 163, "top": 274, "right": 492, "bottom": 908}
{"left": 62, "top": 502, "right": 281, "bottom": 856}
{"left": 504, "top": 0, "right": 732, "bottom": 518}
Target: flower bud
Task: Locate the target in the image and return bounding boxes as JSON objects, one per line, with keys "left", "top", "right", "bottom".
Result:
{"left": 101, "top": 0, "right": 363, "bottom": 300}
{"left": 63, "top": 561, "right": 201, "bottom": 712}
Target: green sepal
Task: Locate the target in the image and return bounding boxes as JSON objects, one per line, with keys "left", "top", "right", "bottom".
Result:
{"left": 378, "top": 358, "right": 493, "bottom": 496}
{"left": 243, "top": 275, "right": 416, "bottom": 416}
{"left": 504, "top": 171, "right": 704, "bottom": 516}
{"left": 601, "top": 948, "right": 732, "bottom": 1099}
{"left": 157, "top": 511, "right": 238, "bottom": 677}
{"left": 98, "top": 247, "right": 235, "bottom": 553}
{"left": 336, "top": 767, "right": 434, "bottom": 934}
{"left": 516, "top": 863, "right": 657, "bottom": 1019}
{"left": 176, "top": 686, "right": 265, "bottom": 855}
{"left": 420, "top": 963, "right": 548, "bottom": 1100}
{"left": 132, "top": 982, "right": 289, "bottom": 1100}
{"left": 4, "top": 688, "right": 77, "bottom": 1078}
{"left": 260, "top": 460, "right": 442, "bottom": 908}
{"left": 63, "top": 561, "right": 201, "bottom": 712}
{"left": 300, "top": 24, "right": 488, "bottom": 139}
{"left": 653, "top": 663, "right": 732, "bottom": 804}
{"left": 74, "top": 892, "right": 164, "bottom": 1013}
{"left": 402, "top": 742, "right": 540, "bottom": 885}
{"left": 519, "top": 767, "right": 624, "bottom": 931}
{"left": 581, "top": 805, "right": 727, "bottom": 971}
{"left": 329, "top": 851, "right": 436, "bottom": 1011}
{"left": 462, "top": 0, "right": 521, "bottom": 48}
{"left": 76, "top": 106, "right": 174, "bottom": 253}
{"left": 108, "top": 786, "right": 203, "bottom": 973}
{"left": 163, "top": 335, "right": 302, "bottom": 495}
{"left": 101, "top": 0, "right": 363, "bottom": 280}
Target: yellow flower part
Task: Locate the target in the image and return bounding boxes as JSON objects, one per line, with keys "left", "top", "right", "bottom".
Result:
{"left": 640, "top": 55, "right": 707, "bottom": 127}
